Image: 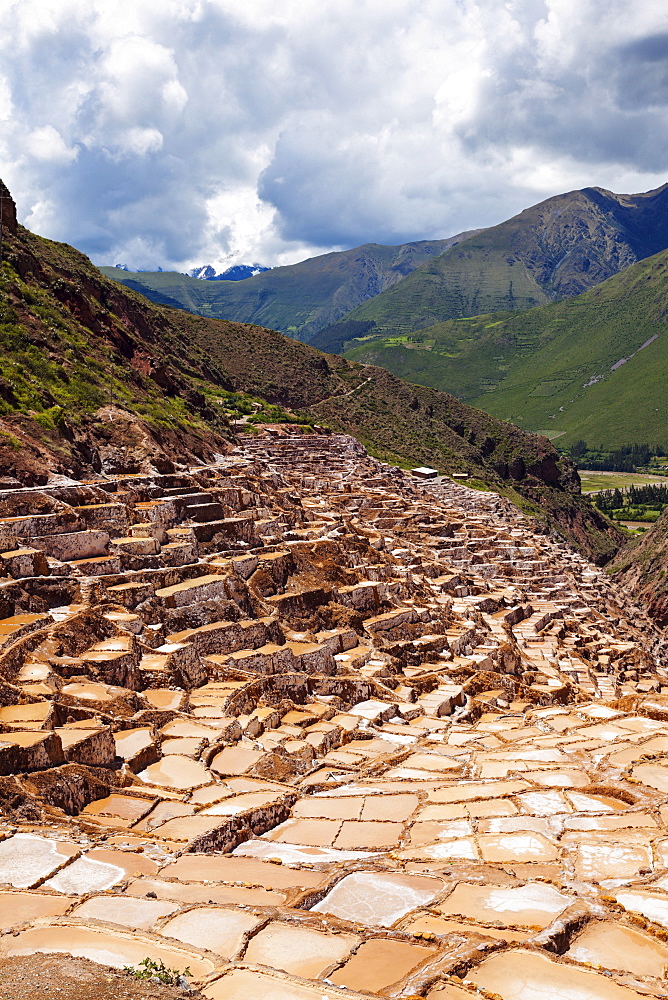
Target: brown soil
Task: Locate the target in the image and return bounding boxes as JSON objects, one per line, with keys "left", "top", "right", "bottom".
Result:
{"left": 0, "top": 955, "right": 200, "bottom": 1000}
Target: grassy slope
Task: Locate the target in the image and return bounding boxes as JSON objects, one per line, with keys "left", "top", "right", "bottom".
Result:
{"left": 345, "top": 249, "right": 668, "bottom": 448}
{"left": 337, "top": 184, "right": 668, "bottom": 340}
{"left": 100, "top": 233, "right": 475, "bottom": 343}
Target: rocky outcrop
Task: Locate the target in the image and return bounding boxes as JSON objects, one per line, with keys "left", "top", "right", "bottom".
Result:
{"left": 612, "top": 507, "right": 668, "bottom": 623}
{"left": 0, "top": 180, "right": 17, "bottom": 236}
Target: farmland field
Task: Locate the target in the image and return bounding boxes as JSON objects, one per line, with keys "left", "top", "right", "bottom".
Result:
{"left": 579, "top": 470, "right": 668, "bottom": 494}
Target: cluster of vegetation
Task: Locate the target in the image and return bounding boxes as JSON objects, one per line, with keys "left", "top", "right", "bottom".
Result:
{"left": 124, "top": 957, "right": 191, "bottom": 986}
{"left": 594, "top": 483, "right": 668, "bottom": 523}
{"left": 569, "top": 441, "right": 668, "bottom": 472}
{"left": 213, "top": 390, "right": 314, "bottom": 428}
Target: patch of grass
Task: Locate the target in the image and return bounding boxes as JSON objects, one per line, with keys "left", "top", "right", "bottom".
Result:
{"left": 0, "top": 430, "right": 21, "bottom": 450}
{"left": 465, "top": 478, "right": 494, "bottom": 492}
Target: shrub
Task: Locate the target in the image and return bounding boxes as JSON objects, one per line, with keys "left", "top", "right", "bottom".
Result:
{"left": 123, "top": 957, "right": 191, "bottom": 986}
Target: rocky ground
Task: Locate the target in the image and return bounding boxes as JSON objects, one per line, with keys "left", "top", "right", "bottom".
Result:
{"left": 0, "top": 428, "right": 665, "bottom": 999}
{"left": 0, "top": 954, "right": 197, "bottom": 1000}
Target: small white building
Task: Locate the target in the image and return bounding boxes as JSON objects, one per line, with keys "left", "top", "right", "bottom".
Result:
{"left": 411, "top": 466, "right": 439, "bottom": 480}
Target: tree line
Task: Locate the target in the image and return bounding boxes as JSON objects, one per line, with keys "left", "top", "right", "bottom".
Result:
{"left": 595, "top": 484, "right": 668, "bottom": 512}
{"left": 569, "top": 441, "right": 666, "bottom": 472}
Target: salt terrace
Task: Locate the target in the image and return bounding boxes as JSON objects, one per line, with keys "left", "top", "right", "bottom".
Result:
{"left": 0, "top": 428, "right": 667, "bottom": 998}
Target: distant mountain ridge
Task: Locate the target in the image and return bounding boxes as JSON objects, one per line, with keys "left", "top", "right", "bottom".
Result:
{"left": 187, "top": 263, "right": 271, "bottom": 281}
{"left": 333, "top": 183, "right": 668, "bottom": 340}
{"left": 99, "top": 231, "right": 480, "bottom": 341}
{"left": 111, "top": 263, "right": 271, "bottom": 281}
{"left": 102, "top": 183, "right": 668, "bottom": 352}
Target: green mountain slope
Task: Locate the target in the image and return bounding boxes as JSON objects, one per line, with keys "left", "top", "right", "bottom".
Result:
{"left": 100, "top": 232, "right": 477, "bottom": 342}
{"left": 333, "top": 183, "right": 668, "bottom": 342}
{"left": 344, "top": 248, "right": 668, "bottom": 448}
{"left": 0, "top": 179, "right": 621, "bottom": 563}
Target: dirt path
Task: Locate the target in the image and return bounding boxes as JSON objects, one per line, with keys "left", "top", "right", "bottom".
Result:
{"left": 310, "top": 373, "right": 373, "bottom": 407}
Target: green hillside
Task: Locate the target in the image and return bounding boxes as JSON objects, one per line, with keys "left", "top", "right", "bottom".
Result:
{"left": 334, "top": 184, "right": 668, "bottom": 342}
{"left": 344, "top": 248, "right": 668, "bottom": 448}
{"left": 100, "top": 232, "right": 475, "bottom": 342}
{"left": 0, "top": 175, "right": 621, "bottom": 564}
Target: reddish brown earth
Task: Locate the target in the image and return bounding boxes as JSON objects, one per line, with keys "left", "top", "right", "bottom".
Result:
{"left": 0, "top": 955, "right": 198, "bottom": 1000}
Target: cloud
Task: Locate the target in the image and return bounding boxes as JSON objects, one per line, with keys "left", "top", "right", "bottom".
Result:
{"left": 0, "top": 0, "right": 667, "bottom": 270}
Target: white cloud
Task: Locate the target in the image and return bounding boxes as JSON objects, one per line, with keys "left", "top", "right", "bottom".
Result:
{"left": 26, "top": 125, "right": 77, "bottom": 163}
{"left": 0, "top": 0, "right": 667, "bottom": 270}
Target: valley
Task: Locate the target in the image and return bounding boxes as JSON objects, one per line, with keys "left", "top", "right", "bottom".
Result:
{"left": 2, "top": 177, "right": 668, "bottom": 999}
{"left": 100, "top": 183, "right": 668, "bottom": 451}
{"left": 579, "top": 472, "right": 668, "bottom": 494}
{"left": 100, "top": 232, "right": 478, "bottom": 344}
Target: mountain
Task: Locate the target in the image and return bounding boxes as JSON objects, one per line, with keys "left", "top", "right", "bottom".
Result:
{"left": 326, "top": 183, "right": 668, "bottom": 345}
{"left": 344, "top": 246, "right": 668, "bottom": 448}
{"left": 187, "top": 263, "right": 271, "bottom": 281}
{"left": 99, "top": 231, "right": 480, "bottom": 341}
{"left": 0, "top": 179, "right": 621, "bottom": 563}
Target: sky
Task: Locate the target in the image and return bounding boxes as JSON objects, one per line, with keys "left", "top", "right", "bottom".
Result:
{"left": 1, "top": 0, "right": 667, "bottom": 272}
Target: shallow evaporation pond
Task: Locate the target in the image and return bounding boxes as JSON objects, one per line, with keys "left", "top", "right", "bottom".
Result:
{"left": 311, "top": 871, "right": 444, "bottom": 927}
{"left": 566, "top": 920, "right": 668, "bottom": 978}
{"left": 70, "top": 895, "right": 178, "bottom": 930}
{"left": 437, "top": 881, "right": 572, "bottom": 928}
{"left": 232, "top": 839, "right": 380, "bottom": 864}
{"left": 45, "top": 857, "right": 128, "bottom": 894}
{"left": 203, "top": 967, "right": 370, "bottom": 1000}
{"left": 242, "top": 921, "right": 361, "bottom": 979}
{"left": 0, "top": 835, "right": 79, "bottom": 889}
{"left": 0, "top": 922, "right": 215, "bottom": 979}
{"left": 574, "top": 841, "right": 652, "bottom": 881}
{"left": 614, "top": 890, "right": 668, "bottom": 928}
{"left": 470, "top": 948, "right": 651, "bottom": 1000}
{"left": 478, "top": 832, "right": 560, "bottom": 863}
{"left": 137, "top": 754, "right": 211, "bottom": 790}
{"left": 158, "top": 906, "right": 263, "bottom": 958}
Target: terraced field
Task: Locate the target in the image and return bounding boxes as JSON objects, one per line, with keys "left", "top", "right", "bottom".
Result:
{"left": 0, "top": 429, "right": 667, "bottom": 999}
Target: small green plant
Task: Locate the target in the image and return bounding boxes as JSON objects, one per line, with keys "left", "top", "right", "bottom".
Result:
{"left": 123, "top": 956, "right": 192, "bottom": 985}
{"left": 0, "top": 430, "right": 21, "bottom": 451}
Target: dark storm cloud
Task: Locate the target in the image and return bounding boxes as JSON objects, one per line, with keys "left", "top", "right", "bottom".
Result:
{"left": 614, "top": 32, "right": 668, "bottom": 110}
